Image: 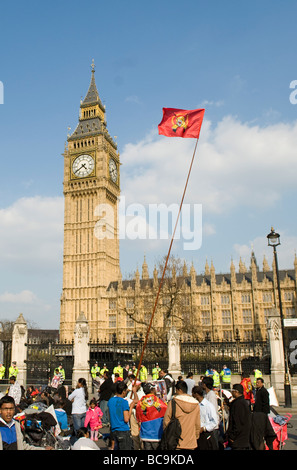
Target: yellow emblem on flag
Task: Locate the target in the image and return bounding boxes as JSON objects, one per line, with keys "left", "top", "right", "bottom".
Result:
{"left": 171, "top": 114, "right": 189, "bottom": 132}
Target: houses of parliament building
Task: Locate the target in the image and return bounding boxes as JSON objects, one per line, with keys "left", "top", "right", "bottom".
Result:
{"left": 59, "top": 65, "right": 297, "bottom": 344}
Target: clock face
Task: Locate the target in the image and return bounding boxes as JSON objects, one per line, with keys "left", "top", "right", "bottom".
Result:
{"left": 72, "top": 154, "right": 95, "bottom": 178}
{"left": 109, "top": 158, "right": 118, "bottom": 183}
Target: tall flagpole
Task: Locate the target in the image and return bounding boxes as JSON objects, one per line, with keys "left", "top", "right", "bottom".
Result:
{"left": 133, "top": 136, "right": 200, "bottom": 384}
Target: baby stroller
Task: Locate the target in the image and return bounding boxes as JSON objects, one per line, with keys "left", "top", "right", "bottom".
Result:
{"left": 268, "top": 407, "right": 293, "bottom": 450}
{"left": 18, "top": 404, "right": 71, "bottom": 450}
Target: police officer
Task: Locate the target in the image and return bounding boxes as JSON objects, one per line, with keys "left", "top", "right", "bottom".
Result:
{"left": 253, "top": 368, "right": 263, "bottom": 387}
{"left": 152, "top": 363, "right": 161, "bottom": 380}
{"left": 113, "top": 361, "right": 123, "bottom": 378}
{"left": 220, "top": 364, "right": 232, "bottom": 390}
{"left": 100, "top": 363, "right": 109, "bottom": 375}
{"left": 205, "top": 365, "right": 213, "bottom": 377}
{"left": 8, "top": 362, "right": 18, "bottom": 379}
{"left": 139, "top": 364, "right": 148, "bottom": 382}
{"left": 91, "top": 362, "right": 100, "bottom": 379}
{"left": 212, "top": 368, "right": 220, "bottom": 389}
{"left": 58, "top": 364, "right": 65, "bottom": 383}
{"left": 0, "top": 363, "right": 5, "bottom": 380}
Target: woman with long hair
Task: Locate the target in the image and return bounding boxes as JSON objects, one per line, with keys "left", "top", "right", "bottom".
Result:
{"left": 68, "top": 378, "right": 88, "bottom": 439}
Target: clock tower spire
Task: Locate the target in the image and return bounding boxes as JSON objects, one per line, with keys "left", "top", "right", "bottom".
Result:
{"left": 60, "top": 63, "right": 120, "bottom": 342}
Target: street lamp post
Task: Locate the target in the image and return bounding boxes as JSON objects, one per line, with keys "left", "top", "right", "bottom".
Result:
{"left": 267, "top": 227, "right": 292, "bottom": 408}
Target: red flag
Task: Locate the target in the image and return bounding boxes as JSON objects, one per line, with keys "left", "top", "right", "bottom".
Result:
{"left": 158, "top": 107, "right": 205, "bottom": 138}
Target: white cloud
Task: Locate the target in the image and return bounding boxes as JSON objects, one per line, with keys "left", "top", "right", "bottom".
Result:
{"left": 120, "top": 116, "right": 297, "bottom": 215}
{"left": 0, "top": 290, "right": 37, "bottom": 304}
{"left": 0, "top": 196, "right": 63, "bottom": 268}
{"left": 0, "top": 196, "right": 63, "bottom": 328}
{"left": 233, "top": 231, "right": 297, "bottom": 271}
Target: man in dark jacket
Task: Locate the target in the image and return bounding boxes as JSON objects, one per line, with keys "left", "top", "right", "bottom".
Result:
{"left": 98, "top": 371, "right": 114, "bottom": 425}
{"left": 253, "top": 378, "right": 270, "bottom": 414}
{"left": 226, "top": 383, "right": 252, "bottom": 450}
{"left": 250, "top": 412, "right": 276, "bottom": 450}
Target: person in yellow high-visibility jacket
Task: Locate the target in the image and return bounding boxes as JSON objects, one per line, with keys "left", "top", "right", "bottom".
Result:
{"left": 91, "top": 362, "right": 100, "bottom": 379}
{"left": 0, "top": 363, "right": 5, "bottom": 379}
{"left": 253, "top": 368, "right": 263, "bottom": 387}
{"left": 113, "top": 362, "right": 123, "bottom": 378}
{"left": 100, "top": 364, "right": 109, "bottom": 375}
{"left": 139, "top": 364, "right": 148, "bottom": 382}
{"left": 212, "top": 368, "right": 220, "bottom": 389}
{"left": 220, "top": 365, "right": 232, "bottom": 390}
{"left": 57, "top": 364, "right": 65, "bottom": 382}
{"left": 152, "top": 363, "right": 161, "bottom": 380}
{"left": 8, "top": 362, "right": 18, "bottom": 379}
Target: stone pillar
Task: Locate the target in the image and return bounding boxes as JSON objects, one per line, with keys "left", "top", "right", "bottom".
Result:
{"left": 168, "top": 326, "right": 181, "bottom": 380}
{"left": 267, "top": 308, "right": 286, "bottom": 401}
{"left": 11, "top": 314, "right": 28, "bottom": 387}
{"left": 72, "top": 312, "right": 91, "bottom": 389}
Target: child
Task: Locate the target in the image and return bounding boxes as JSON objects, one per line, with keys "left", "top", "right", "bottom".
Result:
{"left": 54, "top": 398, "right": 70, "bottom": 434}
{"left": 84, "top": 398, "right": 103, "bottom": 441}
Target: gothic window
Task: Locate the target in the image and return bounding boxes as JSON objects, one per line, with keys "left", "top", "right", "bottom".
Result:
{"left": 201, "top": 311, "right": 211, "bottom": 325}
{"left": 126, "top": 299, "right": 134, "bottom": 309}
{"left": 284, "top": 291, "right": 295, "bottom": 302}
{"left": 263, "top": 292, "right": 272, "bottom": 302}
{"left": 109, "top": 300, "right": 116, "bottom": 310}
{"left": 243, "top": 309, "right": 252, "bottom": 324}
{"left": 126, "top": 315, "right": 134, "bottom": 329}
{"left": 221, "top": 295, "right": 230, "bottom": 304}
{"left": 109, "top": 314, "right": 116, "bottom": 328}
{"left": 223, "top": 330, "right": 232, "bottom": 341}
{"left": 201, "top": 296, "right": 210, "bottom": 305}
{"left": 222, "top": 310, "right": 231, "bottom": 324}
{"left": 286, "top": 308, "right": 295, "bottom": 318}
{"left": 242, "top": 294, "right": 251, "bottom": 303}
{"left": 264, "top": 308, "right": 273, "bottom": 323}
{"left": 244, "top": 330, "right": 253, "bottom": 341}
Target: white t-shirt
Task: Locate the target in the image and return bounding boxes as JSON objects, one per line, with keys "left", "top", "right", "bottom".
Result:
{"left": 184, "top": 378, "right": 196, "bottom": 395}
{"left": 68, "top": 387, "right": 87, "bottom": 414}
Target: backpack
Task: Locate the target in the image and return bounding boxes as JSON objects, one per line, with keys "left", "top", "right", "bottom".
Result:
{"left": 159, "top": 399, "right": 182, "bottom": 450}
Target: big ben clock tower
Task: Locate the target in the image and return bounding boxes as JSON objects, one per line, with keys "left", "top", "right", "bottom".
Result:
{"left": 60, "top": 62, "right": 120, "bottom": 342}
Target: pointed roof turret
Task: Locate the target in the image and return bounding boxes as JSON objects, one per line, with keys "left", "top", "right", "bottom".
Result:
{"left": 205, "top": 258, "right": 210, "bottom": 276}
{"left": 68, "top": 61, "right": 117, "bottom": 149}
{"left": 142, "top": 256, "right": 149, "bottom": 280}
{"left": 81, "top": 60, "right": 105, "bottom": 111}
{"left": 239, "top": 257, "right": 247, "bottom": 274}
{"left": 263, "top": 255, "right": 270, "bottom": 272}
{"left": 250, "top": 249, "right": 259, "bottom": 271}
{"left": 183, "top": 261, "right": 188, "bottom": 277}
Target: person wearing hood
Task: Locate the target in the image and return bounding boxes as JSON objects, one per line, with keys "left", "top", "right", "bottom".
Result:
{"left": 163, "top": 380, "right": 200, "bottom": 450}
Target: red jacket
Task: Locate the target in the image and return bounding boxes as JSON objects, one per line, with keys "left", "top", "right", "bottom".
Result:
{"left": 241, "top": 378, "right": 255, "bottom": 404}
{"left": 84, "top": 406, "right": 103, "bottom": 429}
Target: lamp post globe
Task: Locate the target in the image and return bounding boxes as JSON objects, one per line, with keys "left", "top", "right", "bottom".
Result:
{"left": 267, "top": 227, "right": 281, "bottom": 247}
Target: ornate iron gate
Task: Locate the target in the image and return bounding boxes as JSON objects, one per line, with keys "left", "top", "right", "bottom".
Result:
{"left": 26, "top": 340, "right": 74, "bottom": 387}
{"left": 89, "top": 333, "right": 270, "bottom": 377}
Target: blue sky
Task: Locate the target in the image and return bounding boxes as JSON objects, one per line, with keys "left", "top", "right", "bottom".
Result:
{"left": 0, "top": 1, "right": 297, "bottom": 328}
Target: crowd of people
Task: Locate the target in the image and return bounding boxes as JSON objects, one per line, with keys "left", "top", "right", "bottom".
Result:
{"left": 0, "top": 360, "right": 280, "bottom": 451}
